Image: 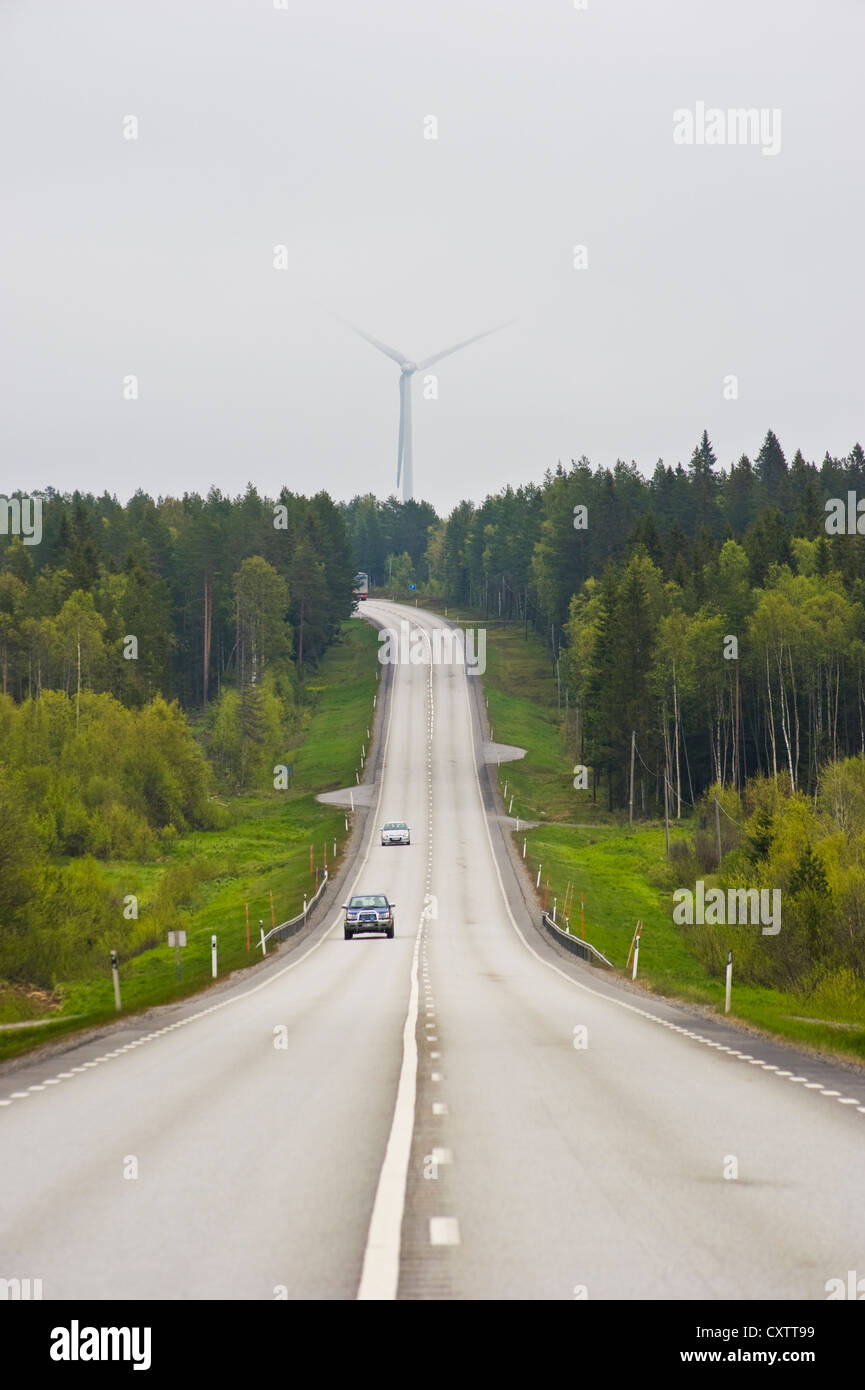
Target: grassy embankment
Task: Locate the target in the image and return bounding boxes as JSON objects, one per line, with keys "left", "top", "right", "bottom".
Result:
{"left": 0, "top": 619, "right": 378, "bottom": 1062}
{"left": 435, "top": 605, "right": 865, "bottom": 1066}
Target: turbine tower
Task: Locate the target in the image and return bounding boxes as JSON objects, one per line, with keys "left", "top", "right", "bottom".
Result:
{"left": 347, "top": 321, "right": 509, "bottom": 501}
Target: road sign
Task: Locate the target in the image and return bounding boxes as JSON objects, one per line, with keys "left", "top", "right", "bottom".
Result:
{"left": 168, "top": 930, "right": 187, "bottom": 982}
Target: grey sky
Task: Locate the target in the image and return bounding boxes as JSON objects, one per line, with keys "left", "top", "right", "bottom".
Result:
{"left": 1, "top": 0, "right": 862, "bottom": 515}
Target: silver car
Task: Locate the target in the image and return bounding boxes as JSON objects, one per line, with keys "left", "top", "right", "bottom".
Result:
{"left": 381, "top": 820, "right": 410, "bottom": 846}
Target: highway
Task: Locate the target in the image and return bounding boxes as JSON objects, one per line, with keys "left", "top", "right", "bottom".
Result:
{"left": 1, "top": 600, "right": 863, "bottom": 1301}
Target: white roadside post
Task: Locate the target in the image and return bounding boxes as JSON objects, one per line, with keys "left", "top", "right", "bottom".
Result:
{"left": 725, "top": 949, "right": 733, "bottom": 1014}
{"left": 553, "top": 898, "right": 557, "bottom": 924}
{"left": 523, "top": 838, "right": 527, "bottom": 859}
{"left": 110, "top": 950, "right": 121, "bottom": 1011}
{"left": 259, "top": 920, "right": 267, "bottom": 956}
{"left": 632, "top": 923, "right": 642, "bottom": 981}
{"left": 211, "top": 934, "right": 217, "bottom": 978}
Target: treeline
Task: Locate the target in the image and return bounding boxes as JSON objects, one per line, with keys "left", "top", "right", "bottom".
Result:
{"left": 430, "top": 430, "right": 865, "bottom": 630}
{"left": 565, "top": 543, "right": 865, "bottom": 811}
{"left": 0, "top": 486, "right": 355, "bottom": 709}
{"left": 0, "top": 487, "right": 360, "bottom": 790}
{"left": 415, "top": 429, "right": 865, "bottom": 809}
{"left": 340, "top": 494, "right": 438, "bottom": 588}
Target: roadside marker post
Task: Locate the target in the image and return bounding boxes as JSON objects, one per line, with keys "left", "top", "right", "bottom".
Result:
{"left": 260, "top": 920, "right": 266, "bottom": 956}
{"left": 211, "top": 934, "right": 218, "bottom": 979}
{"left": 631, "top": 922, "right": 642, "bottom": 980}
{"left": 523, "top": 837, "right": 527, "bottom": 859}
{"left": 725, "top": 949, "right": 733, "bottom": 1014}
{"left": 110, "top": 950, "right": 121, "bottom": 1011}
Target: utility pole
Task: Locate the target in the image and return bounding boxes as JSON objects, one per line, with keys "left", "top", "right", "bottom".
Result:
{"left": 629, "top": 730, "right": 636, "bottom": 827}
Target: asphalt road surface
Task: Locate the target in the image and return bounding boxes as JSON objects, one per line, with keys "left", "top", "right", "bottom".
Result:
{"left": 1, "top": 601, "right": 863, "bottom": 1301}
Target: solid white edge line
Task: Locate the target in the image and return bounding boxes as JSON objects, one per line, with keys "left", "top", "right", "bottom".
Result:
{"left": 356, "top": 916, "right": 423, "bottom": 1299}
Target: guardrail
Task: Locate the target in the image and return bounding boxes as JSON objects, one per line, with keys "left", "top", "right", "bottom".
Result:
{"left": 541, "top": 911, "right": 614, "bottom": 968}
{"left": 261, "top": 871, "right": 329, "bottom": 949}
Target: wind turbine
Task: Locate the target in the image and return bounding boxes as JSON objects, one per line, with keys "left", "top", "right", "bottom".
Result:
{"left": 346, "top": 321, "right": 510, "bottom": 501}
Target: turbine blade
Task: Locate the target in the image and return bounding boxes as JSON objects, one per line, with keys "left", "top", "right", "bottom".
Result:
{"left": 416, "top": 321, "right": 513, "bottom": 371}
{"left": 342, "top": 318, "right": 410, "bottom": 368}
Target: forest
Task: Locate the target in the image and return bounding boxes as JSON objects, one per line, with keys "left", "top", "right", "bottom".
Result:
{"left": 6, "top": 430, "right": 865, "bottom": 820}
{"left": 0, "top": 487, "right": 358, "bottom": 988}
{"left": 406, "top": 429, "right": 865, "bottom": 812}
{"left": 4, "top": 428, "right": 865, "bottom": 1005}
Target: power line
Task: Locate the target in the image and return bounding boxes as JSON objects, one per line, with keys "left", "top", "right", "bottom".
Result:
{"left": 632, "top": 736, "right": 741, "bottom": 825}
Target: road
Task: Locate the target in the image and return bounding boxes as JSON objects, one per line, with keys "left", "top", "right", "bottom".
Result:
{"left": 1, "top": 600, "right": 863, "bottom": 1301}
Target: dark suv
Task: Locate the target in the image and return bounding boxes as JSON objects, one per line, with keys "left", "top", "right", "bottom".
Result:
{"left": 342, "top": 894, "right": 395, "bottom": 940}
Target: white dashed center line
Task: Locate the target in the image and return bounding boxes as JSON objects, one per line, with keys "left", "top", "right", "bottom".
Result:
{"left": 429, "top": 1217, "right": 460, "bottom": 1246}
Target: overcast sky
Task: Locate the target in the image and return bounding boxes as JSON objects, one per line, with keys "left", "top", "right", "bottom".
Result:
{"left": 1, "top": 0, "right": 862, "bottom": 515}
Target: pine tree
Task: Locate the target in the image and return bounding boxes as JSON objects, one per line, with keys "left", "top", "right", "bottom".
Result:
{"left": 688, "top": 430, "right": 720, "bottom": 534}
{"left": 755, "top": 430, "right": 789, "bottom": 510}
